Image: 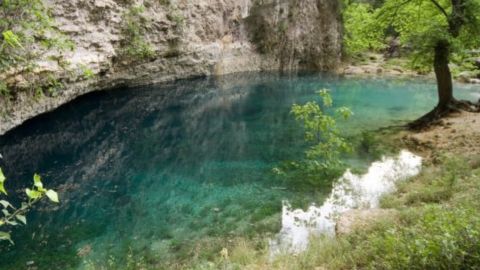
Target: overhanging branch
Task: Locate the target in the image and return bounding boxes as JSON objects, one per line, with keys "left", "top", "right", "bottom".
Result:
{"left": 429, "top": 0, "right": 450, "bottom": 19}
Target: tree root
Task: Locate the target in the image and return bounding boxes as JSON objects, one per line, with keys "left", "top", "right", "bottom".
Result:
{"left": 408, "top": 99, "right": 480, "bottom": 131}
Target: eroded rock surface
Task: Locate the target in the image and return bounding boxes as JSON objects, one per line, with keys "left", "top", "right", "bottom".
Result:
{"left": 0, "top": 0, "right": 342, "bottom": 135}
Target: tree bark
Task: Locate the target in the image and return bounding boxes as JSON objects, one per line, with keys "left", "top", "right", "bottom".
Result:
{"left": 408, "top": 0, "right": 480, "bottom": 129}
{"left": 433, "top": 40, "right": 454, "bottom": 110}
{"left": 408, "top": 40, "right": 455, "bottom": 129}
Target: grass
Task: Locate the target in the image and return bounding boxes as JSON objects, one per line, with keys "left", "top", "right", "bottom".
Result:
{"left": 76, "top": 145, "right": 480, "bottom": 269}
{"left": 182, "top": 153, "right": 480, "bottom": 270}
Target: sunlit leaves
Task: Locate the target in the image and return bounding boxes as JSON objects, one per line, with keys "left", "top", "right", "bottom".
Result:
{"left": 25, "top": 188, "right": 42, "bottom": 200}
{"left": 378, "top": 0, "right": 450, "bottom": 49}
{"left": 344, "top": 0, "right": 480, "bottom": 70}
{"left": 2, "top": 30, "right": 22, "bottom": 48}
{"left": 319, "top": 89, "right": 333, "bottom": 107}
{"left": 45, "top": 189, "right": 59, "bottom": 203}
{"left": 33, "top": 173, "right": 43, "bottom": 188}
{"left": 121, "top": 5, "right": 155, "bottom": 60}
{"left": 16, "top": 214, "right": 26, "bottom": 225}
{"left": 344, "top": 3, "right": 387, "bottom": 54}
{"left": 278, "top": 89, "right": 353, "bottom": 188}
{"left": 336, "top": 107, "right": 353, "bottom": 120}
{"left": 0, "top": 231, "right": 12, "bottom": 244}
{"left": 0, "top": 167, "right": 60, "bottom": 244}
{"left": 0, "top": 200, "right": 11, "bottom": 208}
{"left": 0, "top": 168, "right": 7, "bottom": 195}
{"left": 0, "top": 0, "right": 74, "bottom": 83}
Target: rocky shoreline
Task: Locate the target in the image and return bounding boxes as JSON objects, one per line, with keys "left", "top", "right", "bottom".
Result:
{"left": 0, "top": 0, "right": 343, "bottom": 136}
{"left": 341, "top": 53, "right": 480, "bottom": 84}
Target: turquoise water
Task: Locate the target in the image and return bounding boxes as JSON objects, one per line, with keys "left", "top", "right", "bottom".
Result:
{"left": 0, "top": 72, "right": 478, "bottom": 269}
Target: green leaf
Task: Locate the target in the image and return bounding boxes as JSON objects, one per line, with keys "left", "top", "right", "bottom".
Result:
{"left": 0, "top": 200, "right": 12, "bottom": 209}
{"left": 45, "top": 190, "right": 59, "bottom": 203}
{"left": 2, "top": 30, "right": 23, "bottom": 49}
{"left": 33, "top": 174, "right": 43, "bottom": 189}
{"left": 20, "top": 202, "right": 28, "bottom": 210}
{"left": 16, "top": 215, "right": 26, "bottom": 225}
{"left": 0, "top": 182, "right": 7, "bottom": 196}
{"left": 6, "top": 220, "right": 18, "bottom": 226}
{"left": 0, "top": 231, "right": 13, "bottom": 244}
{"left": 25, "top": 188, "right": 41, "bottom": 200}
{"left": 0, "top": 169, "right": 6, "bottom": 195}
{"left": 0, "top": 168, "right": 5, "bottom": 183}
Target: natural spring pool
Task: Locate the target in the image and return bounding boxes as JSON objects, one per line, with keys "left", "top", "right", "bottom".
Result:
{"left": 0, "top": 72, "right": 478, "bottom": 269}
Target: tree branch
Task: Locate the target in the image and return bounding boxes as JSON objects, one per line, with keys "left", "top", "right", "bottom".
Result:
{"left": 429, "top": 0, "right": 450, "bottom": 19}
{"left": 376, "top": 0, "right": 414, "bottom": 25}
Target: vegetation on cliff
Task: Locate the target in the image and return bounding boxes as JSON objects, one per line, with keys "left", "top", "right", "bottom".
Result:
{"left": 120, "top": 5, "right": 155, "bottom": 61}
{"left": 0, "top": 0, "right": 73, "bottom": 99}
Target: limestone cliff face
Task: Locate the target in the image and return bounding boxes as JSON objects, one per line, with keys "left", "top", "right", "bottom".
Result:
{"left": 0, "top": 0, "right": 342, "bottom": 135}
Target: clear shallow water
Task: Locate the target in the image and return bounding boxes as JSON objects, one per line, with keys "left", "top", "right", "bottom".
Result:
{"left": 0, "top": 72, "right": 478, "bottom": 269}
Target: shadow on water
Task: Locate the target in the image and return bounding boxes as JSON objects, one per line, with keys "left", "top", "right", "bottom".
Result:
{"left": 0, "top": 72, "right": 477, "bottom": 269}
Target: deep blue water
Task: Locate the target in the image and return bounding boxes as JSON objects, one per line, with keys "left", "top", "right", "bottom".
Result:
{"left": 0, "top": 72, "right": 478, "bottom": 269}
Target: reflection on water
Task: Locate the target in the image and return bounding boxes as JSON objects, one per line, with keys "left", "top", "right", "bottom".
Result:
{"left": 0, "top": 72, "right": 477, "bottom": 269}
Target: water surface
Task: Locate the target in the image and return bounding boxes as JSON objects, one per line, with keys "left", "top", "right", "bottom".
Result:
{"left": 0, "top": 72, "right": 478, "bottom": 269}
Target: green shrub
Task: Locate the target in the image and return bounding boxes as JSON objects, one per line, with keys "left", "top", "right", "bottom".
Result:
{"left": 274, "top": 89, "right": 353, "bottom": 188}
{"left": 121, "top": 5, "right": 155, "bottom": 60}
{"left": 79, "top": 65, "right": 95, "bottom": 79}
{"left": 0, "top": 0, "right": 73, "bottom": 97}
{"left": 348, "top": 205, "right": 480, "bottom": 270}
{"left": 0, "top": 168, "right": 59, "bottom": 244}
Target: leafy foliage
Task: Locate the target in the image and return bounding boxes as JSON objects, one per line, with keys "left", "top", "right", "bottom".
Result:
{"left": 0, "top": 0, "right": 74, "bottom": 96}
{"left": 121, "top": 5, "right": 155, "bottom": 60}
{"left": 313, "top": 154, "right": 480, "bottom": 270}
{"left": 367, "top": 206, "right": 480, "bottom": 269}
{"left": 343, "top": 2, "right": 386, "bottom": 55}
{"left": 274, "top": 89, "right": 353, "bottom": 188}
{"left": 186, "top": 154, "right": 480, "bottom": 270}
{"left": 0, "top": 168, "right": 59, "bottom": 244}
{"left": 79, "top": 65, "right": 95, "bottom": 80}
{"left": 343, "top": 0, "right": 480, "bottom": 71}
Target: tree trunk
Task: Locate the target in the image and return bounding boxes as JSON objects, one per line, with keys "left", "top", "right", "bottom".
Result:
{"left": 433, "top": 40, "right": 454, "bottom": 110}
{"left": 408, "top": 0, "right": 479, "bottom": 129}
{"left": 408, "top": 40, "right": 455, "bottom": 129}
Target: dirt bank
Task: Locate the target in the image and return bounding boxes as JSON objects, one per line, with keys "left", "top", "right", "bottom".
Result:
{"left": 336, "top": 111, "right": 480, "bottom": 235}
{"left": 400, "top": 111, "right": 480, "bottom": 162}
